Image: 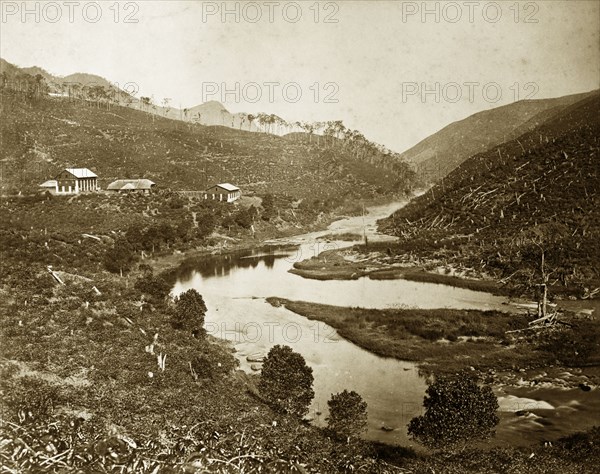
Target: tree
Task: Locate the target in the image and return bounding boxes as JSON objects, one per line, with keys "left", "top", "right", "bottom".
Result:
{"left": 196, "top": 210, "right": 216, "bottom": 239}
{"left": 140, "top": 96, "right": 152, "bottom": 112}
{"left": 408, "top": 373, "right": 499, "bottom": 450}
{"left": 259, "top": 345, "right": 314, "bottom": 417}
{"left": 234, "top": 206, "right": 256, "bottom": 229}
{"left": 247, "top": 113, "right": 255, "bottom": 131}
{"left": 135, "top": 270, "right": 171, "bottom": 305}
{"left": 327, "top": 390, "right": 368, "bottom": 443}
{"left": 261, "top": 194, "right": 276, "bottom": 221}
{"left": 104, "top": 238, "right": 138, "bottom": 276}
{"left": 162, "top": 97, "right": 171, "bottom": 117}
{"left": 519, "top": 222, "right": 570, "bottom": 319}
{"left": 172, "top": 289, "right": 207, "bottom": 335}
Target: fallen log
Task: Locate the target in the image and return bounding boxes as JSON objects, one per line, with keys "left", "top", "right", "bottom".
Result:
{"left": 47, "top": 266, "right": 65, "bottom": 285}
{"left": 82, "top": 233, "right": 102, "bottom": 241}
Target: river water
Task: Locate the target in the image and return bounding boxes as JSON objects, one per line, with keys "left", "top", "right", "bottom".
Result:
{"left": 172, "top": 201, "right": 599, "bottom": 448}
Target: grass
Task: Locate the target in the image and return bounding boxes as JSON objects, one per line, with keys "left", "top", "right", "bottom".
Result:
{"left": 369, "top": 267, "right": 509, "bottom": 295}
{"left": 267, "top": 298, "right": 600, "bottom": 376}
{"left": 316, "top": 232, "right": 364, "bottom": 242}
{"left": 290, "top": 245, "right": 510, "bottom": 295}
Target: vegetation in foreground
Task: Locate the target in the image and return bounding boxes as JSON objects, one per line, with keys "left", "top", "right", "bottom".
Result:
{"left": 408, "top": 373, "right": 499, "bottom": 450}
{"left": 0, "top": 84, "right": 598, "bottom": 469}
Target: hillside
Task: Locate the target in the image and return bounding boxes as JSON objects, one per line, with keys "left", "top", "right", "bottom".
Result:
{"left": 380, "top": 91, "right": 600, "bottom": 294}
{"left": 0, "top": 59, "right": 264, "bottom": 130}
{"left": 0, "top": 87, "right": 415, "bottom": 200}
{"left": 403, "top": 91, "right": 596, "bottom": 182}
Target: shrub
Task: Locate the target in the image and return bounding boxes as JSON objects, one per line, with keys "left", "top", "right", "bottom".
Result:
{"left": 537, "top": 322, "right": 600, "bottom": 366}
{"left": 408, "top": 372, "right": 499, "bottom": 450}
{"left": 171, "top": 289, "right": 207, "bottom": 335}
{"left": 259, "top": 345, "right": 314, "bottom": 417}
{"left": 103, "top": 237, "right": 137, "bottom": 276}
{"left": 134, "top": 273, "right": 171, "bottom": 304}
{"left": 327, "top": 390, "right": 368, "bottom": 443}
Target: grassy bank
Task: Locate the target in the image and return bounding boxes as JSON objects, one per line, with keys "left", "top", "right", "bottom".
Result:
{"left": 291, "top": 247, "right": 510, "bottom": 295}
{"left": 267, "top": 298, "right": 600, "bottom": 382}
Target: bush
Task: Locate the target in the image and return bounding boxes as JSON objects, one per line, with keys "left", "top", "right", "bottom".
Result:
{"left": 134, "top": 273, "right": 171, "bottom": 304}
{"left": 190, "top": 346, "right": 238, "bottom": 380}
{"left": 259, "top": 345, "right": 314, "bottom": 417}
{"left": 408, "top": 372, "right": 499, "bottom": 450}
{"left": 171, "top": 289, "right": 207, "bottom": 335}
{"left": 103, "top": 237, "right": 137, "bottom": 276}
{"left": 537, "top": 323, "right": 600, "bottom": 366}
{"left": 234, "top": 206, "right": 257, "bottom": 229}
{"left": 327, "top": 390, "right": 368, "bottom": 443}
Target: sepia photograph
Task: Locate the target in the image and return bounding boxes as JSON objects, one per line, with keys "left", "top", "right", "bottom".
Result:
{"left": 0, "top": 1, "right": 599, "bottom": 472}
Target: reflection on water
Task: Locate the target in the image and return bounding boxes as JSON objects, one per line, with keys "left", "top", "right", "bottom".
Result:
{"left": 171, "top": 202, "right": 512, "bottom": 445}
{"left": 173, "top": 244, "right": 429, "bottom": 445}
{"left": 176, "top": 246, "right": 292, "bottom": 282}
{"left": 174, "top": 244, "right": 513, "bottom": 312}
{"left": 171, "top": 202, "right": 597, "bottom": 447}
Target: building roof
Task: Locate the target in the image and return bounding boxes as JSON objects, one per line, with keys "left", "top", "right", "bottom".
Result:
{"left": 107, "top": 179, "right": 156, "bottom": 190}
{"left": 64, "top": 168, "right": 98, "bottom": 178}
{"left": 39, "top": 180, "right": 57, "bottom": 188}
{"left": 211, "top": 183, "right": 239, "bottom": 192}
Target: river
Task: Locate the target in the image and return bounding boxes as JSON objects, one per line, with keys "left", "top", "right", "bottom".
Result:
{"left": 172, "top": 201, "right": 599, "bottom": 448}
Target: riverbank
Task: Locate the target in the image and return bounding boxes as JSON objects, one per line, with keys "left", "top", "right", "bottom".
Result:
{"left": 290, "top": 243, "right": 518, "bottom": 296}
{"left": 290, "top": 241, "right": 600, "bottom": 301}
{"left": 291, "top": 258, "right": 508, "bottom": 295}
{"left": 146, "top": 204, "right": 378, "bottom": 275}
{"left": 267, "top": 297, "right": 600, "bottom": 390}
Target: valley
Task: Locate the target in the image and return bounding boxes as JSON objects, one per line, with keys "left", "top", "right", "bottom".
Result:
{"left": 1, "top": 54, "right": 599, "bottom": 473}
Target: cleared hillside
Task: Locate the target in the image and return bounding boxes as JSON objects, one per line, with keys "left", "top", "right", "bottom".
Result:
{"left": 380, "top": 92, "right": 600, "bottom": 294}
{"left": 402, "top": 91, "right": 596, "bottom": 182}
{"left": 0, "top": 88, "right": 414, "bottom": 200}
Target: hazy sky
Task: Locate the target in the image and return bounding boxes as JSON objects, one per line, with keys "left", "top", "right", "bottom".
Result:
{"left": 1, "top": 0, "right": 599, "bottom": 152}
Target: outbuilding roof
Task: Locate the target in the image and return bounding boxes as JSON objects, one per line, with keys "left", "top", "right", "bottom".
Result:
{"left": 39, "top": 180, "right": 57, "bottom": 188}
{"left": 107, "top": 179, "right": 156, "bottom": 190}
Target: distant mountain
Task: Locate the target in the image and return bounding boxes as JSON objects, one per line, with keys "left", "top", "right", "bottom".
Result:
{"left": 402, "top": 91, "right": 596, "bottom": 182}
{"left": 0, "top": 59, "right": 259, "bottom": 131}
{"left": 60, "top": 72, "right": 115, "bottom": 90}
{"left": 0, "top": 79, "right": 415, "bottom": 200}
{"left": 381, "top": 90, "right": 600, "bottom": 292}
{"left": 185, "top": 101, "right": 260, "bottom": 132}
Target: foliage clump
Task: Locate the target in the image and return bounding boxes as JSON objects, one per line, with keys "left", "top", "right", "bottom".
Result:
{"left": 408, "top": 372, "right": 499, "bottom": 450}
{"left": 103, "top": 237, "right": 138, "bottom": 276}
{"left": 171, "top": 289, "right": 207, "bottom": 336}
{"left": 327, "top": 389, "right": 368, "bottom": 443}
{"left": 259, "top": 345, "right": 314, "bottom": 417}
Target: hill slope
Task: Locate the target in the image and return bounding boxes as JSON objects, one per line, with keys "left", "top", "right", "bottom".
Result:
{"left": 403, "top": 91, "right": 596, "bottom": 182}
{"left": 380, "top": 91, "right": 600, "bottom": 293}
{"left": 0, "top": 87, "right": 414, "bottom": 200}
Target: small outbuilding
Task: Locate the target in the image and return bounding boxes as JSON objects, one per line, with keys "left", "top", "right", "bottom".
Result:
{"left": 107, "top": 179, "right": 156, "bottom": 194}
{"left": 204, "top": 183, "right": 241, "bottom": 203}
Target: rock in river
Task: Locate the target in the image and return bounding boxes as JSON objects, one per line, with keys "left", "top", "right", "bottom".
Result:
{"left": 246, "top": 352, "right": 266, "bottom": 363}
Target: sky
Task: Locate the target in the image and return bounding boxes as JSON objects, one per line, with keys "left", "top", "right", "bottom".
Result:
{"left": 1, "top": 0, "right": 599, "bottom": 153}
